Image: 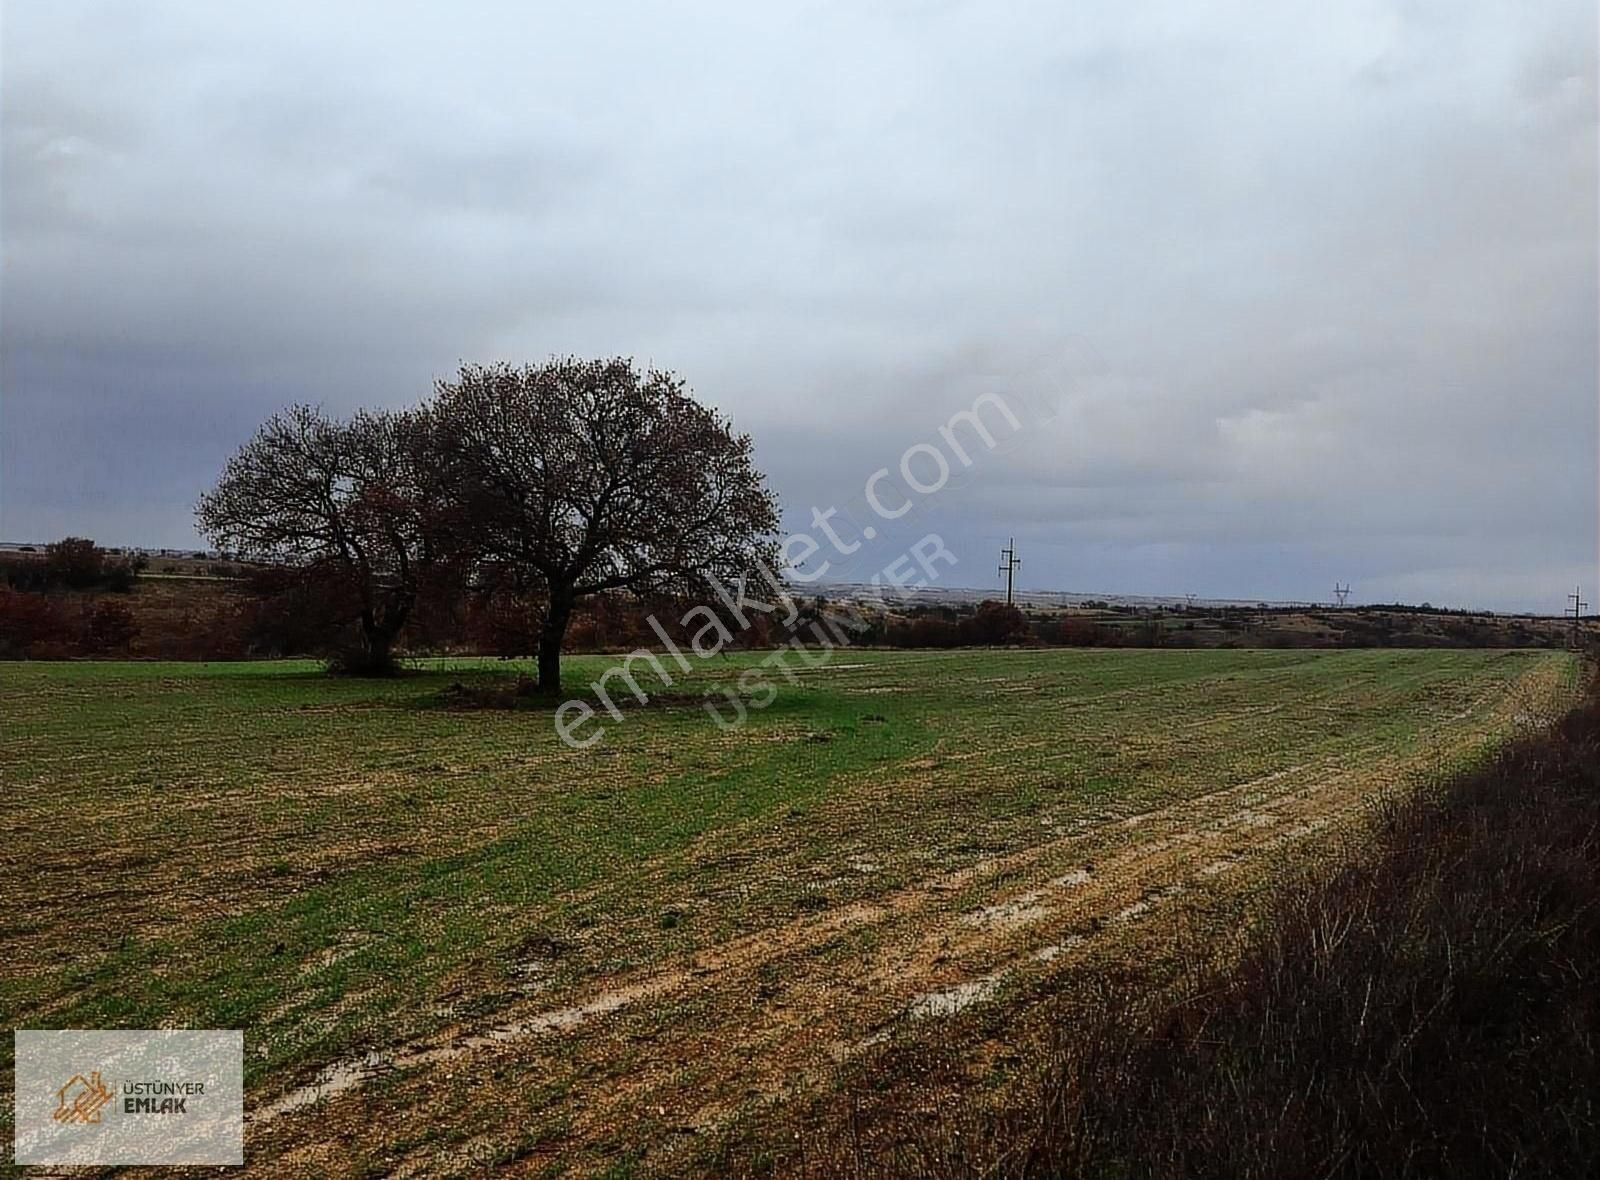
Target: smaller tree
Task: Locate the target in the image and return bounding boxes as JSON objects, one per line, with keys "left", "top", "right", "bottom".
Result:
{"left": 196, "top": 405, "right": 438, "bottom": 673}
{"left": 45, "top": 537, "right": 105, "bottom": 588}
{"left": 961, "top": 600, "right": 1027, "bottom": 645}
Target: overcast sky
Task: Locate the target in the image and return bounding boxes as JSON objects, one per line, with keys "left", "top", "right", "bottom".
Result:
{"left": 3, "top": 1, "right": 1595, "bottom": 611}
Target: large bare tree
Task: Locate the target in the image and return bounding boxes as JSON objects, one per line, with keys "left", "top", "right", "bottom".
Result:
{"left": 196, "top": 404, "right": 436, "bottom": 672}
{"left": 432, "top": 358, "right": 779, "bottom": 692}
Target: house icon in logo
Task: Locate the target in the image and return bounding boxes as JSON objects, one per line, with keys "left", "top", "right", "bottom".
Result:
{"left": 53, "top": 1071, "right": 113, "bottom": 1125}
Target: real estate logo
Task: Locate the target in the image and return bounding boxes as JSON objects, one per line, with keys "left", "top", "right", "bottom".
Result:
{"left": 52, "top": 1071, "right": 113, "bottom": 1125}
{"left": 14, "top": 1030, "right": 243, "bottom": 1166}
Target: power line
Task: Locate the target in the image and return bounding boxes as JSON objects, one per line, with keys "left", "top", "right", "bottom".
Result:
{"left": 1333, "top": 583, "right": 1351, "bottom": 607}
{"left": 1568, "top": 586, "right": 1588, "bottom": 650}
{"left": 998, "top": 538, "right": 1021, "bottom": 607}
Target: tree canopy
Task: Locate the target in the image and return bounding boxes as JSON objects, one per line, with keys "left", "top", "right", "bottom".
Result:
{"left": 196, "top": 360, "right": 779, "bottom": 687}
{"left": 431, "top": 358, "right": 779, "bottom": 690}
{"left": 195, "top": 404, "right": 436, "bottom": 672}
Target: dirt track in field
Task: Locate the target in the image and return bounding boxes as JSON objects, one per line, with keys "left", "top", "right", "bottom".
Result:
{"left": 247, "top": 734, "right": 1454, "bottom": 1177}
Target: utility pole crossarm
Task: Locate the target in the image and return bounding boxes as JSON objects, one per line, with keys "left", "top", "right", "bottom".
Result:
{"left": 998, "top": 538, "right": 1021, "bottom": 607}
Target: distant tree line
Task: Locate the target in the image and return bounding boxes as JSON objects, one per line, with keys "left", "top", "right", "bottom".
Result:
{"left": 2, "top": 549, "right": 1581, "bottom": 662}
{"left": 0, "top": 541, "right": 142, "bottom": 658}
{"left": 0, "top": 537, "right": 146, "bottom": 592}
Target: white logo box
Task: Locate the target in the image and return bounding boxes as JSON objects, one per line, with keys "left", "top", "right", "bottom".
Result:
{"left": 14, "top": 1029, "right": 243, "bottom": 1166}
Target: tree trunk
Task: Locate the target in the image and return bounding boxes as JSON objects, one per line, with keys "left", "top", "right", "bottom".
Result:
{"left": 361, "top": 619, "right": 393, "bottom": 672}
{"left": 358, "top": 592, "right": 411, "bottom": 675}
{"left": 537, "top": 592, "right": 574, "bottom": 694}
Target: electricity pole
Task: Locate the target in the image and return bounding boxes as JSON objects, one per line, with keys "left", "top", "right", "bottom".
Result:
{"left": 1334, "top": 583, "right": 1350, "bottom": 607}
{"left": 998, "top": 539, "right": 1021, "bottom": 607}
{"left": 1568, "top": 586, "right": 1588, "bottom": 650}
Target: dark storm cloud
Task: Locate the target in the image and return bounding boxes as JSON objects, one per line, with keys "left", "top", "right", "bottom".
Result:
{"left": 2, "top": 0, "right": 1594, "bottom": 609}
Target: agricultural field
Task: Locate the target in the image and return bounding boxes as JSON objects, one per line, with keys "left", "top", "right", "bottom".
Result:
{"left": 0, "top": 647, "right": 1580, "bottom": 1175}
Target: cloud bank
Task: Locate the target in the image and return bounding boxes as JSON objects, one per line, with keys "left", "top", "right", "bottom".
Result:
{"left": 3, "top": 0, "right": 1594, "bottom": 610}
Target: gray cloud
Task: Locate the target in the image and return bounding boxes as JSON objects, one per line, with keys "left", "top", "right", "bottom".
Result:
{"left": 3, "top": 0, "right": 1594, "bottom": 610}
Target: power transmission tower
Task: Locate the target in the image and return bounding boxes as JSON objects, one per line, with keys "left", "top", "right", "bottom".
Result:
{"left": 998, "top": 538, "right": 1021, "bottom": 607}
{"left": 1334, "top": 583, "right": 1351, "bottom": 607}
{"left": 1568, "top": 586, "right": 1588, "bottom": 650}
